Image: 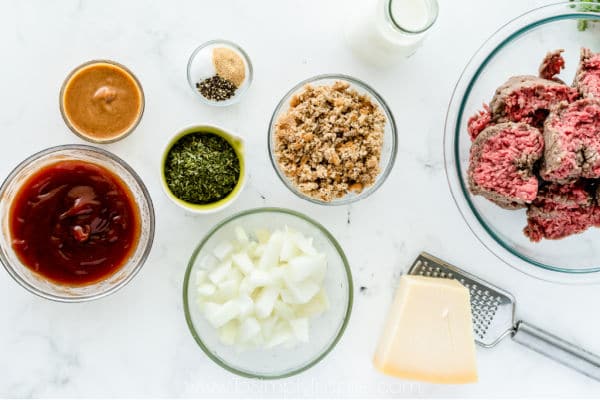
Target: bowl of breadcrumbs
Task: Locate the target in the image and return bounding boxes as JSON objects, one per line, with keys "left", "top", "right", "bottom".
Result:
{"left": 269, "top": 74, "right": 397, "bottom": 204}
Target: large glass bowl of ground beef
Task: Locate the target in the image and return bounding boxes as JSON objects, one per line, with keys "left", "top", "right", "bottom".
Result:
{"left": 444, "top": 2, "right": 600, "bottom": 283}
{"left": 268, "top": 74, "right": 397, "bottom": 205}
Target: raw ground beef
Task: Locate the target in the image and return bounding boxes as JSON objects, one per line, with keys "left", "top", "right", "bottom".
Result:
{"left": 490, "top": 75, "right": 579, "bottom": 127}
{"left": 539, "top": 49, "right": 565, "bottom": 82}
{"left": 467, "top": 51, "right": 572, "bottom": 141}
{"left": 573, "top": 48, "right": 600, "bottom": 99}
{"left": 540, "top": 98, "right": 600, "bottom": 182}
{"left": 468, "top": 122, "right": 544, "bottom": 209}
{"left": 524, "top": 181, "right": 596, "bottom": 242}
{"left": 466, "top": 48, "right": 600, "bottom": 241}
{"left": 467, "top": 103, "right": 493, "bottom": 141}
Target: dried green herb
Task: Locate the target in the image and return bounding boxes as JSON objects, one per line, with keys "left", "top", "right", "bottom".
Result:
{"left": 164, "top": 132, "right": 240, "bottom": 204}
{"left": 570, "top": 0, "right": 600, "bottom": 30}
{"left": 196, "top": 75, "right": 237, "bottom": 101}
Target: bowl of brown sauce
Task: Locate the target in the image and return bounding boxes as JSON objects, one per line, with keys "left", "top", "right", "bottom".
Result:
{"left": 60, "top": 60, "right": 144, "bottom": 143}
{"left": 0, "top": 145, "right": 155, "bottom": 301}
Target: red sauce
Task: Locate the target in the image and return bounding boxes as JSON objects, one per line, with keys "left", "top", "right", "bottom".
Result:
{"left": 9, "top": 160, "right": 140, "bottom": 285}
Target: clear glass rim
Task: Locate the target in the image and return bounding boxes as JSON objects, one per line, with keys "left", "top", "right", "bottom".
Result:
{"left": 182, "top": 207, "right": 354, "bottom": 379}
{"left": 59, "top": 60, "right": 145, "bottom": 144}
{"left": 186, "top": 39, "right": 254, "bottom": 107}
{"left": 0, "top": 144, "right": 156, "bottom": 301}
{"left": 267, "top": 73, "right": 398, "bottom": 206}
{"left": 444, "top": 2, "right": 600, "bottom": 283}
{"left": 386, "top": 0, "right": 439, "bottom": 35}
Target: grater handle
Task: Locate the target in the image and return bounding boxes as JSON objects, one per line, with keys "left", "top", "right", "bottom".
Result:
{"left": 512, "top": 321, "right": 600, "bottom": 381}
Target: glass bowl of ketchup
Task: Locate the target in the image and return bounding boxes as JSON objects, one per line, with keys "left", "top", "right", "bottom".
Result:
{"left": 0, "top": 145, "right": 155, "bottom": 302}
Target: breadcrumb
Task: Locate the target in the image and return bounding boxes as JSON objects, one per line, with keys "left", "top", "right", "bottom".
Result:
{"left": 274, "top": 81, "right": 386, "bottom": 202}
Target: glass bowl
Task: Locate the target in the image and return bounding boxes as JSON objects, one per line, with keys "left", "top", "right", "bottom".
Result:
{"left": 444, "top": 2, "right": 600, "bottom": 283}
{"left": 268, "top": 74, "right": 397, "bottom": 205}
{"left": 183, "top": 208, "right": 353, "bottom": 379}
{"left": 186, "top": 39, "right": 253, "bottom": 107}
{"left": 59, "top": 60, "right": 145, "bottom": 144}
{"left": 0, "top": 145, "right": 155, "bottom": 301}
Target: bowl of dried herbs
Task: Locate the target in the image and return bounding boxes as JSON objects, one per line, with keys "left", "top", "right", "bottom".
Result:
{"left": 161, "top": 125, "right": 245, "bottom": 213}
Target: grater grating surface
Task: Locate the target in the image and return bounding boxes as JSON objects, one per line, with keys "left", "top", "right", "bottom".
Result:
{"left": 408, "top": 252, "right": 516, "bottom": 347}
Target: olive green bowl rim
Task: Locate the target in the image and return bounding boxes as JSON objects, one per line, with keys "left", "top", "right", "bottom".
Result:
{"left": 160, "top": 125, "right": 246, "bottom": 213}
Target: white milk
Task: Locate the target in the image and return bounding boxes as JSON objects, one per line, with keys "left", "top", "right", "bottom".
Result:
{"left": 391, "top": 0, "right": 430, "bottom": 31}
{"left": 344, "top": 0, "right": 438, "bottom": 66}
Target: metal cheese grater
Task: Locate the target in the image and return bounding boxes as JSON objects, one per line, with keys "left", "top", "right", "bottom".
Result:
{"left": 408, "top": 252, "right": 600, "bottom": 382}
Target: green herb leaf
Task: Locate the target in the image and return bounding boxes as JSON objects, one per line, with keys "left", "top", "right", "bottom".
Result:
{"left": 165, "top": 133, "right": 240, "bottom": 204}
{"left": 571, "top": 0, "right": 600, "bottom": 31}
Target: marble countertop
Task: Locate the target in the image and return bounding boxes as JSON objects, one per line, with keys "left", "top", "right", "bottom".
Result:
{"left": 1, "top": 0, "right": 600, "bottom": 397}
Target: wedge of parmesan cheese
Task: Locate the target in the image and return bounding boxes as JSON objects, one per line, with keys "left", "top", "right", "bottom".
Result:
{"left": 373, "top": 275, "right": 478, "bottom": 384}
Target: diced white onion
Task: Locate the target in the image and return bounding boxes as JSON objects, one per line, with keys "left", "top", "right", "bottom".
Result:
{"left": 254, "top": 286, "right": 279, "bottom": 319}
{"left": 234, "top": 226, "right": 249, "bottom": 246}
{"left": 213, "top": 241, "right": 234, "bottom": 260}
{"left": 208, "top": 260, "right": 232, "bottom": 284}
{"left": 195, "top": 226, "right": 330, "bottom": 349}
{"left": 204, "top": 300, "right": 240, "bottom": 328}
{"left": 232, "top": 252, "right": 254, "bottom": 275}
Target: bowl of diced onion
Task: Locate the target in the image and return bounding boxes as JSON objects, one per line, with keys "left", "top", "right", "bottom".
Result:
{"left": 182, "top": 208, "right": 353, "bottom": 379}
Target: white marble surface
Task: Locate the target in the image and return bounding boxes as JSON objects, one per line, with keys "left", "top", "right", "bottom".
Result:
{"left": 1, "top": 0, "right": 600, "bottom": 397}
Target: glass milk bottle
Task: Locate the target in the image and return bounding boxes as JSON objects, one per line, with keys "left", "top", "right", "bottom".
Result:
{"left": 344, "top": 0, "right": 439, "bottom": 66}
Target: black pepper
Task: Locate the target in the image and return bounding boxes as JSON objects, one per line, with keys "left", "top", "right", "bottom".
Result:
{"left": 196, "top": 75, "right": 237, "bottom": 101}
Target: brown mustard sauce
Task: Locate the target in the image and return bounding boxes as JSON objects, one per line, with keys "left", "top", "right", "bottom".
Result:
{"left": 61, "top": 62, "right": 142, "bottom": 141}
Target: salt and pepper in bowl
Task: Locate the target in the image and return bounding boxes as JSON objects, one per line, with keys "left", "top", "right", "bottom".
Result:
{"left": 186, "top": 39, "right": 253, "bottom": 106}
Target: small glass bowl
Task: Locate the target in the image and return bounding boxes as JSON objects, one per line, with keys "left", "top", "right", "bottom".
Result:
{"left": 268, "top": 74, "right": 397, "bottom": 205}
{"left": 0, "top": 145, "right": 155, "bottom": 301}
{"left": 160, "top": 125, "right": 246, "bottom": 214}
{"left": 186, "top": 39, "right": 253, "bottom": 107}
{"left": 444, "top": 2, "right": 600, "bottom": 283}
{"left": 59, "top": 60, "right": 145, "bottom": 144}
{"left": 183, "top": 208, "right": 353, "bottom": 379}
